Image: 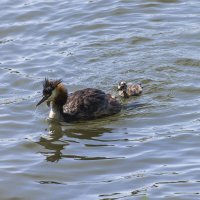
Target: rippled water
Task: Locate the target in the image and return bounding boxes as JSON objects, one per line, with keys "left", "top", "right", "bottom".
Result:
{"left": 1, "top": 0, "right": 200, "bottom": 199}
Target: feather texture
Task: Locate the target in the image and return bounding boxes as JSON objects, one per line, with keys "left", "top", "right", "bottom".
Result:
{"left": 37, "top": 79, "right": 121, "bottom": 122}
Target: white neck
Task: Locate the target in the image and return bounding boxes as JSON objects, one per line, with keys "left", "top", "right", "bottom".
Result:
{"left": 49, "top": 101, "right": 62, "bottom": 120}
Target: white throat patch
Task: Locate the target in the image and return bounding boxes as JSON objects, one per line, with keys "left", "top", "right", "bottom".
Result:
{"left": 49, "top": 102, "right": 56, "bottom": 119}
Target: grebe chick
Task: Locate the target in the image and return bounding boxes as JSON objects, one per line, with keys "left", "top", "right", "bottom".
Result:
{"left": 36, "top": 78, "right": 122, "bottom": 122}
{"left": 117, "top": 81, "right": 143, "bottom": 98}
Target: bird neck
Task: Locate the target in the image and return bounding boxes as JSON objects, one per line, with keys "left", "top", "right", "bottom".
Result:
{"left": 48, "top": 84, "right": 68, "bottom": 120}
{"left": 54, "top": 84, "right": 68, "bottom": 106}
{"left": 49, "top": 101, "right": 63, "bottom": 120}
{"left": 123, "top": 90, "right": 129, "bottom": 98}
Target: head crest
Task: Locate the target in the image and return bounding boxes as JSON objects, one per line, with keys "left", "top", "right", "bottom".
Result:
{"left": 43, "top": 78, "right": 62, "bottom": 89}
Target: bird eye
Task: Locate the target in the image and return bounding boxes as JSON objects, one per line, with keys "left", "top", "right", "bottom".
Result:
{"left": 43, "top": 87, "right": 52, "bottom": 96}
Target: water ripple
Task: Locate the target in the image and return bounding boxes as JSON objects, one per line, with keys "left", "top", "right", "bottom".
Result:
{"left": 1, "top": 0, "right": 200, "bottom": 199}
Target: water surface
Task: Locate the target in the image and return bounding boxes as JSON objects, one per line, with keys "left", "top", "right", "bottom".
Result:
{"left": 1, "top": 0, "right": 200, "bottom": 199}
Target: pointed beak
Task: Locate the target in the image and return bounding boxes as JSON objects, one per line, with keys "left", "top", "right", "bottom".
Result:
{"left": 36, "top": 95, "right": 49, "bottom": 107}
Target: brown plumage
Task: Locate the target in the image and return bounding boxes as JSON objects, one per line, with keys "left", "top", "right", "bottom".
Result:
{"left": 117, "top": 81, "right": 143, "bottom": 98}
{"left": 36, "top": 78, "right": 122, "bottom": 122}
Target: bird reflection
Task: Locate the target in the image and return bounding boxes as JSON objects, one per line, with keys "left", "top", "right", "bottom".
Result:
{"left": 37, "top": 121, "right": 65, "bottom": 162}
{"left": 37, "top": 118, "right": 114, "bottom": 162}
{"left": 37, "top": 102, "right": 148, "bottom": 162}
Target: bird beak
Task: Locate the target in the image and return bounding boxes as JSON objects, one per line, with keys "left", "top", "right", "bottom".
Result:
{"left": 36, "top": 95, "right": 49, "bottom": 107}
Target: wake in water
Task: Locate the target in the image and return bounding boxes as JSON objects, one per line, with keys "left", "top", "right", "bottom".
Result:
{"left": 122, "top": 102, "right": 149, "bottom": 111}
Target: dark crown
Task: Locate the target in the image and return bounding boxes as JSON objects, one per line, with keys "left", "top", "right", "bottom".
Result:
{"left": 43, "top": 78, "right": 62, "bottom": 95}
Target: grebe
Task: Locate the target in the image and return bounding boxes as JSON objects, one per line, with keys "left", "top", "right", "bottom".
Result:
{"left": 117, "top": 81, "right": 143, "bottom": 98}
{"left": 36, "top": 78, "right": 122, "bottom": 122}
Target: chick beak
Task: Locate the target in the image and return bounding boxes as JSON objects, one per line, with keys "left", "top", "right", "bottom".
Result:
{"left": 36, "top": 95, "right": 49, "bottom": 107}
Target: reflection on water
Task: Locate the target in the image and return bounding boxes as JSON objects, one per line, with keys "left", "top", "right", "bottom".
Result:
{"left": 1, "top": 0, "right": 200, "bottom": 199}
{"left": 37, "top": 101, "right": 148, "bottom": 163}
{"left": 37, "top": 119, "right": 120, "bottom": 162}
{"left": 37, "top": 122, "right": 65, "bottom": 162}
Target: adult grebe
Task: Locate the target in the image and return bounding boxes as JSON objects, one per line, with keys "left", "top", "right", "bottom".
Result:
{"left": 36, "top": 78, "right": 122, "bottom": 122}
{"left": 117, "top": 81, "right": 143, "bottom": 98}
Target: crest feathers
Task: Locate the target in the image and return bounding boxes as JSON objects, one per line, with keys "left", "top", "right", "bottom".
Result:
{"left": 43, "top": 78, "right": 62, "bottom": 89}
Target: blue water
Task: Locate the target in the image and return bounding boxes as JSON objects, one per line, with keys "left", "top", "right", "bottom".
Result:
{"left": 1, "top": 0, "right": 200, "bottom": 199}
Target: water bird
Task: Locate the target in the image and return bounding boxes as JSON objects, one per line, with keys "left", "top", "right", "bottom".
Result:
{"left": 117, "top": 81, "right": 143, "bottom": 98}
{"left": 36, "top": 78, "right": 122, "bottom": 122}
